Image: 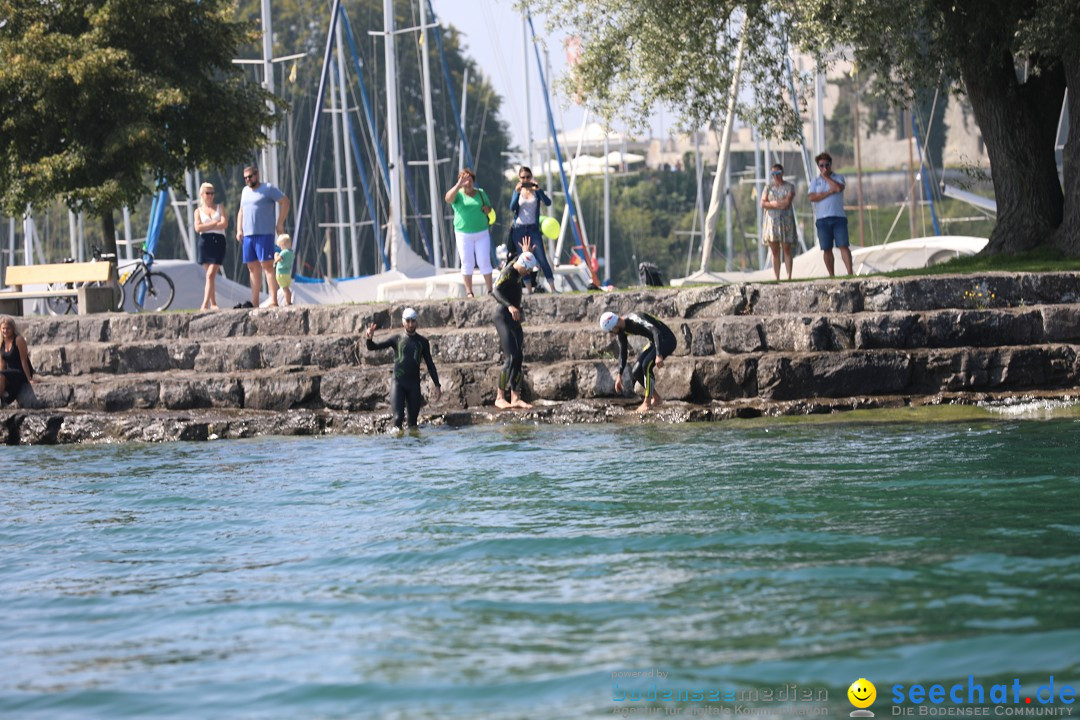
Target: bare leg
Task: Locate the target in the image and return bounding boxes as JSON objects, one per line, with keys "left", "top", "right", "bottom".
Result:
{"left": 768, "top": 243, "right": 781, "bottom": 281}
{"left": 482, "top": 272, "right": 493, "bottom": 293}
{"left": 495, "top": 387, "right": 512, "bottom": 409}
{"left": 509, "top": 391, "right": 532, "bottom": 409}
{"left": 463, "top": 273, "right": 474, "bottom": 298}
{"left": 650, "top": 390, "right": 664, "bottom": 408}
{"left": 822, "top": 250, "right": 836, "bottom": 278}
{"left": 283, "top": 287, "right": 292, "bottom": 305}
{"left": 262, "top": 260, "right": 279, "bottom": 306}
{"left": 839, "top": 246, "right": 854, "bottom": 275}
{"left": 783, "top": 245, "right": 793, "bottom": 279}
{"left": 202, "top": 264, "right": 220, "bottom": 310}
{"left": 247, "top": 261, "right": 262, "bottom": 306}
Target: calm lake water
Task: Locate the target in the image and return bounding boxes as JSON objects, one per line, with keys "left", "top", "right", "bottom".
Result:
{"left": 3, "top": 409, "right": 1079, "bottom": 719}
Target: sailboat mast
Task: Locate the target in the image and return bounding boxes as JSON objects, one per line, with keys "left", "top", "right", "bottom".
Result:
{"left": 383, "top": 0, "right": 404, "bottom": 268}
{"left": 419, "top": 0, "right": 443, "bottom": 272}
{"left": 260, "top": 0, "right": 279, "bottom": 186}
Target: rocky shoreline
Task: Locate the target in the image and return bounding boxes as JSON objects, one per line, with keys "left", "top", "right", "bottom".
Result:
{"left": 3, "top": 272, "right": 1079, "bottom": 445}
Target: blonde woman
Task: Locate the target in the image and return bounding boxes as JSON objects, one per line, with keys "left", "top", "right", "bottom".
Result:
{"left": 193, "top": 182, "right": 227, "bottom": 310}
{"left": 0, "top": 315, "right": 35, "bottom": 405}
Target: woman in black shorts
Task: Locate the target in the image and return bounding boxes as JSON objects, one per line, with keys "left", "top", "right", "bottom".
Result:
{"left": 0, "top": 316, "right": 35, "bottom": 405}
{"left": 193, "top": 182, "right": 228, "bottom": 310}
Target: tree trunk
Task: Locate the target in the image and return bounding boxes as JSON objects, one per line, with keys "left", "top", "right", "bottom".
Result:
{"left": 958, "top": 49, "right": 1065, "bottom": 255}
{"left": 101, "top": 210, "right": 118, "bottom": 258}
{"left": 1051, "top": 48, "right": 1080, "bottom": 256}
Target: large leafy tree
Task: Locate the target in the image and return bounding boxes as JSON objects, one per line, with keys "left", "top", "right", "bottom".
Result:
{"left": 530, "top": 0, "right": 1080, "bottom": 256}
{"left": 0, "top": 0, "right": 279, "bottom": 255}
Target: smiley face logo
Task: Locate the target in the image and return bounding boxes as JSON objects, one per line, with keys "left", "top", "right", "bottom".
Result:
{"left": 848, "top": 678, "right": 876, "bottom": 715}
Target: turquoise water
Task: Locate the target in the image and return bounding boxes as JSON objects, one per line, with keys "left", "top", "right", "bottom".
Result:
{"left": 3, "top": 418, "right": 1079, "bottom": 719}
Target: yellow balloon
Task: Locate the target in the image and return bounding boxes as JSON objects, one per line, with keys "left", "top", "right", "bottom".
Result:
{"left": 540, "top": 216, "right": 560, "bottom": 240}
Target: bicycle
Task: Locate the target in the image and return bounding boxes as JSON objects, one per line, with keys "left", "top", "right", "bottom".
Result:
{"left": 46, "top": 245, "right": 175, "bottom": 314}
{"left": 116, "top": 246, "right": 175, "bottom": 312}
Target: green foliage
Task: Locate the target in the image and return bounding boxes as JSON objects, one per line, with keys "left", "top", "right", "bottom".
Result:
{"left": 0, "top": 0, "right": 279, "bottom": 218}
{"left": 528, "top": 0, "right": 1079, "bottom": 255}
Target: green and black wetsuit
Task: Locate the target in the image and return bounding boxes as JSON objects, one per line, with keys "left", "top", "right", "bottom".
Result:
{"left": 616, "top": 312, "right": 677, "bottom": 398}
{"left": 492, "top": 263, "right": 526, "bottom": 393}
{"left": 366, "top": 331, "right": 440, "bottom": 428}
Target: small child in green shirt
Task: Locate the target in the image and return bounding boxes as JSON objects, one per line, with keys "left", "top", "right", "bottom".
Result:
{"left": 274, "top": 234, "right": 295, "bottom": 306}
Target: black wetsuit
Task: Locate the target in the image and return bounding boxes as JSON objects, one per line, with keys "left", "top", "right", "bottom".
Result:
{"left": 366, "top": 332, "right": 440, "bottom": 428}
{"left": 616, "top": 312, "right": 677, "bottom": 397}
{"left": 0, "top": 334, "right": 33, "bottom": 403}
{"left": 492, "top": 263, "right": 525, "bottom": 393}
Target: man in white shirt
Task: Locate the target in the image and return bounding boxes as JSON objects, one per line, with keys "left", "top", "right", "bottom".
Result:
{"left": 807, "top": 152, "right": 853, "bottom": 277}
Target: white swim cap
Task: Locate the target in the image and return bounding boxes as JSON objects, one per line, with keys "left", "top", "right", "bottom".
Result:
{"left": 516, "top": 252, "right": 538, "bottom": 272}
{"left": 599, "top": 311, "right": 619, "bottom": 333}
{"left": 402, "top": 307, "right": 418, "bottom": 322}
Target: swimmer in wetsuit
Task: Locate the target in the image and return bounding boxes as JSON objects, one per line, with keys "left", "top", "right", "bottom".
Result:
{"left": 492, "top": 251, "right": 539, "bottom": 409}
{"left": 365, "top": 307, "right": 442, "bottom": 429}
{"left": 599, "top": 310, "right": 678, "bottom": 413}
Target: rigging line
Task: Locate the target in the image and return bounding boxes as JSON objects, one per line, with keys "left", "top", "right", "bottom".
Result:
{"left": 472, "top": 84, "right": 494, "bottom": 170}
{"left": 424, "top": 0, "right": 474, "bottom": 169}
{"left": 479, "top": 2, "right": 526, "bottom": 134}
{"left": 335, "top": 57, "right": 389, "bottom": 274}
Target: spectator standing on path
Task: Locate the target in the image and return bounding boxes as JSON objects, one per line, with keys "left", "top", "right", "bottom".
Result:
{"left": 508, "top": 166, "right": 555, "bottom": 292}
{"left": 193, "top": 182, "right": 227, "bottom": 310}
{"left": 365, "top": 308, "right": 442, "bottom": 430}
{"left": 444, "top": 168, "right": 494, "bottom": 299}
{"left": 807, "top": 152, "right": 853, "bottom": 277}
{"left": 236, "top": 165, "right": 290, "bottom": 308}
{"left": 760, "top": 164, "right": 797, "bottom": 281}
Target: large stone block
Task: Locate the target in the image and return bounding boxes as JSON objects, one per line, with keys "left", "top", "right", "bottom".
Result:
{"left": 692, "top": 357, "right": 757, "bottom": 401}
{"left": 188, "top": 311, "right": 249, "bottom": 339}
{"left": 1041, "top": 306, "right": 1080, "bottom": 343}
{"left": 194, "top": 340, "right": 262, "bottom": 373}
{"left": 116, "top": 344, "right": 174, "bottom": 373}
{"left": 716, "top": 317, "right": 766, "bottom": 353}
{"left": 856, "top": 313, "right": 926, "bottom": 349}
{"left": 241, "top": 372, "right": 319, "bottom": 410}
{"left": 247, "top": 306, "right": 308, "bottom": 337}
{"left": 106, "top": 313, "right": 189, "bottom": 342}
{"left": 320, "top": 368, "right": 387, "bottom": 411}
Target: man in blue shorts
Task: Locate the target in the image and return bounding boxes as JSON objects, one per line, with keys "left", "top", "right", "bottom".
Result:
{"left": 807, "top": 152, "right": 853, "bottom": 277}
{"left": 236, "top": 165, "right": 290, "bottom": 307}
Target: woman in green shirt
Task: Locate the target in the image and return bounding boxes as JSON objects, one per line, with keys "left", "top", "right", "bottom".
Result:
{"left": 444, "top": 168, "right": 494, "bottom": 298}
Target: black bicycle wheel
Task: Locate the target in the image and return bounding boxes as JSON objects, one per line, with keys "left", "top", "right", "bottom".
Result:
{"left": 45, "top": 284, "right": 76, "bottom": 315}
{"left": 133, "top": 271, "right": 175, "bottom": 312}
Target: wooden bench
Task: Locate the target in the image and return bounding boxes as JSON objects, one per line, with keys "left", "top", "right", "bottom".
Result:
{"left": 0, "top": 262, "right": 116, "bottom": 315}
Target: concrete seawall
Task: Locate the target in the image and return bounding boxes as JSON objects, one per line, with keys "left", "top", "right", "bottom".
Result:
{"left": 4, "top": 272, "right": 1079, "bottom": 444}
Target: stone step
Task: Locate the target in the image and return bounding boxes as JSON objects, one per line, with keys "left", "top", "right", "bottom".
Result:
{"left": 17, "top": 272, "right": 1080, "bottom": 347}
{"left": 16, "top": 343, "right": 1078, "bottom": 413}
{"left": 25, "top": 304, "right": 1080, "bottom": 379}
